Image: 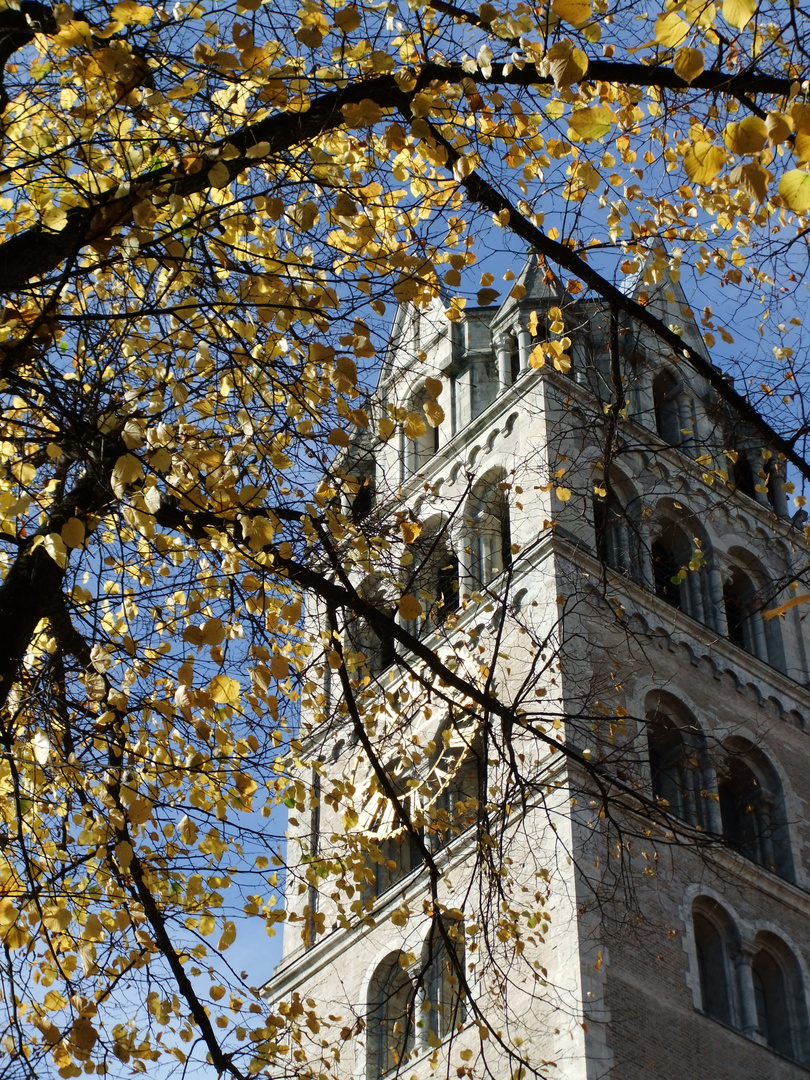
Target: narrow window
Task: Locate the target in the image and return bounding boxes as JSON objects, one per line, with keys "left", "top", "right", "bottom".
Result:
{"left": 752, "top": 949, "right": 794, "bottom": 1057}
{"left": 693, "top": 911, "right": 732, "bottom": 1025}
{"left": 648, "top": 718, "right": 711, "bottom": 830}
{"left": 369, "top": 958, "right": 416, "bottom": 1078}
{"left": 653, "top": 369, "right": 685, "bottom": 446}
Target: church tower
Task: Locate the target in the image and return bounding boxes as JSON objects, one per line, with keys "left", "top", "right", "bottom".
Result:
{"left": 267, "top": 255, "right": 810, "bottom": 1080}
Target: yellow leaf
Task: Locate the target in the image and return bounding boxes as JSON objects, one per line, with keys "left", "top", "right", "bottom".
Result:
{"left": 779, "top": 170, "right": 810, "bottom": 212}
{"left": 400, "top": 521, "right": 422, "bottom": 544}
{"left": 552, "top": 0, "right": 591, "bottom": 25}
{"left": 655, "top": 12, "right": 689, "bottom": 47}
{"left": 270, "top": 655, "right": 289, "bottom": 679}
{"left": 0, "top": 897, "right": 17, "bottom": 929}
{"left": 423, "top": 400, "right": 445, "bottom": 427}
{"left": 556, "top": 487, "right": 572, "bottom": 502}
{"left": 722, "top": 0, "right": 755, "bottom": 29}
{"left": 723, "top": 117, "right": 767, "bottom": 155}
{"left": 399, "top": 594, "right": 423, "bottom": 620}
{"left": 766, "top": 112, "right": 792, "bottom": 145}
{"left": 403, "top": 412, "right": 426, "bottom": 439}
{"left": 111, "top": 1, "right": 154, "bottom": 24}
{"left": 529, "top": 344, "right": 546, "bottom": 368}
{"left": 673, "top": 47, "right": 704, "bottom": 83}
{"left": 210, "top": 674, "right": 240, "bottom": 705}
{"left": 764, "top": 593, "right": 810, "bottom": 620}
{"left": 218, "top": 920, "right": 237, "bottom": 951}
{"left": 42, "top": 532, "right": 69, "bottom": 570}
{"left": 127, "top": 800, "right": 152, "bottom": 825}
{"left": 207, "top": 161, "right": 231, "bottom": 189}
{"left": 334, "top": 4, "right": 361, "bottom": 32}
{"left": 61, "top": 517, "right": 85, "bottom": 548}
{"left": 198, "top": 915, "right": 215, "bottom": 936}
{"left": 477, "top": 287, "right": 500, "bottom": 305}
{"left": 178, "top": 814, "right": 199, "bottom": 845}
{"left": 379, "top": 418, "right": 396, "bottom": 441}
{"left": 328, "top": 428, "right": 350, "bottom": 447}
{"left": 112, "top": 453, "right": 144, "bottom": 497}
{"left": 568, "top": 105, "right": 616, "bottom": 141}
{"left": 115, "top": 841, "right": 133, "bottom": 871}
{"left": 683, "top": 141, "right": 726, "bottom": 185}
{"left": 343, "top": 807, "right": 359, "bottom": 830}
{"left": 546, "top": 39, "right": 588, "bottom": 88}
{"left": 736, "top": 163, "right": 769, "bottom": 203}
{"left": 69, "top": 1016, "right": 98, "bottom": 1052}
{"left": 424, "top": 376, "right": 443, "bottom": 398}
{"left": 341, "top": 99, "right": 384, "bottom": 127}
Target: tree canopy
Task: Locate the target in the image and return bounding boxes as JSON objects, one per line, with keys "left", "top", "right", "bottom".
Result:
{"left": 1, "top": 0, "right": 810, "bottom": 1077}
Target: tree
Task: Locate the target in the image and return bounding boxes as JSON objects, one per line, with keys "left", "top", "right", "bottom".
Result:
{"left": 0, "top": 0, "right": 808, "bottom": 1077}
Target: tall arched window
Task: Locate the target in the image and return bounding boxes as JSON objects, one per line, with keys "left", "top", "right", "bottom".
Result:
{"left": 717, "top": 742, "right": 793, "bottom": 881}
{"left": 405, "top": 391, "right": 439, "bottom": 475}
{"left": 651, "top": 517, "right": 712, "bottom": 625}
{"left": 723, "top": 562, "right": 786, "bottom": 673}
{"left": 593, "top": 486, "right": 644, "bottom": 582}
{"left": 693, "top": 901, "right": 736, "bottom": 1026}
{"left": 470, "top": 481, "right": 511, "bottom": 586}
{"left": 368, "top": 955, "right": 416, "bottom": 1078}
{"left": 648, "top": 713, "right": 713, "bottom": 831}
{"left": 751, "top": 933, "right": 810, "bottom": 1063}
{"left": 653, "top": 368, "right": 690, "bottom": 446}
{"left": 424, "top": 924, "right": 466, "bottom": 1042}
{"left": 405, "top": 520, "right": 459, "bottom": 639}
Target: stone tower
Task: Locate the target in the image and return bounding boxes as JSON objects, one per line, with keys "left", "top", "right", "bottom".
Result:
{"left": 266, "top": 255, "right": 810, "bottom": 1080}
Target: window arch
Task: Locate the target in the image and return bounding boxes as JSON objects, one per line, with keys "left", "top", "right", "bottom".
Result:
{"left": 368, "top": 955, "right": 416, "bottom": 1078}
{"left": 647, "top": 711, "right": 714, "bottom": 831}
{"left": 653, "top": 368, "right": 691, "bottom": 446}
{"left": 693, "top": 899, "right": 738, "bottom": 1026}
{"left": 423, "top": 923, "right": 466, "bottom": 1042}
{"left": 404, "top": 518, "right": 459, "bottom": 639}
{"left": 405, "top": 390, "right": 439, "bottom": 475}
{"left": 593, "top": 482, "right": 645, "bottom": 582}
{"left": 469, "top": 478, "right": 511, "bottom": 587}
{"left": 751, "top": 932, "right": 810, "bottom": 1063}
{"left": 717, "top": 740, "right": 793, "bottom": 881}
{"left": 723, "top": 560, "right": 786, "bottom": 673}
{"left": 650, "top": 516, "right": 713, "bottom": 625}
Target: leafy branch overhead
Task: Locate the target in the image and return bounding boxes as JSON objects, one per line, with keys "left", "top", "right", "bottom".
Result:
{"left": 0, "top": 0, "right": 808, "bottom": 1076}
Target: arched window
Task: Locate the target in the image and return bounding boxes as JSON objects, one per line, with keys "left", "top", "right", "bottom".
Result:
{"left": 648, "top": 714, "right": 713, "bottom": 831}
{"left": 430, "top": 748, "right": 479, "bottom": 850}
{"left": 424, "top": 924, "right": 466, "bottom": 1042}
{"left": 651, "top": 517, "right": 712, "bottom": 625}
{"left": 717, "top": 743, "right": 793, "bottom": 881}
{"left": 470, "top": 481, "right": 511, "bottom": 587}
{"left": 405, "top": 521, "right": 459, "bottom": 639}
{"left": 352, "top": 474, "right": 374, "bottom": 523}
{"left": 368, "top": 955, "right": 416, "bottom": 1078}
{"left": 405, "top": 392, "right": 439, "bottom": 475}
{"left": 751, "top": 933, "right": 810, "bottom": 1063}
{"left": 693, "top": 901, "right": 736, "bottom": 1025}
{"left": 653, "top": 368, "right": 690, "bottom": 446}
{"left": 593, "top": 486, "right": 644, "bottom": 582}
{"left": 723, "top": 562, "right": 785, "bottom": 673}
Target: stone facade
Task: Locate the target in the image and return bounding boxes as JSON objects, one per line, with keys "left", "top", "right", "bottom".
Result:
{"left": 266, "top": 257, "right": 810, "bottom": 1080}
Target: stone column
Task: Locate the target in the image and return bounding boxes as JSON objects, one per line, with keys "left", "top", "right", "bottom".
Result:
{"left": 495, "top": 333, "right": 512, "bottom": 392}
{"left": 638, "top": 520, "right": 654, "bottom": 590}
{"left": 709, "top": 568, "right": 728, "bottom": 636}
{"left": 517, "top": 325, "right": 533, "bottom": 375}
{"left": 735, "top": 943, "right": 764, "bottom": 1042}
{"left": 751, "top": 612, "right": 769, "bottom": 664}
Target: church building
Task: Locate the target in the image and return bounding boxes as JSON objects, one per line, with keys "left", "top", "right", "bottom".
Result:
{"left": 266, "top": 255, "right": 810, "bottom": 1080}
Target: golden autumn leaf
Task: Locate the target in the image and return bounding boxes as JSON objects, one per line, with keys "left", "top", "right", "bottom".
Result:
{"left": 723, "top": 117, "right": 767, "bottom": 155}
{"left": 60, "top": 517, "right": 85, "bottom": 548}
{"left": 423, "top": 400, "right": 445, "bottom": 427}
{"left": 673, "top": 47, "right": 704, "bottom": 83}
{"left": 424, "top": 376, "right": 443, "bottom": 398}
{"left": 546, "top": 40, "right": 588, "bottom": 88}
{"left": 655, "top": 13, "right": 689, "bottom": 47}
{"left": 568, "top": 105, "right": 617, "bottom": 141}
{"left": 551, "top": 0, "right": 592, "bottom": 26}
{"left": 722, "top": 0, "right": 756, "bottom": 29}
{"left": 403, "top": 412, "right": 426, "bottom": 439}
{"left": 111, "top": 0, "right": 154, "bottom": 24}
{"left": 779, "top": 170, "right": 810, "bottom": 212}
{"left": 398, "top": 594, "right": 423, "bottom": 620}
{"left": 334, "top": 5, "right": 361, "bottom": 32}
{"left": 400, "top": 521, "right": 422, "bottom": 544}
{"left": 218, "top": 920, "right": 237, "bottom": 951}
{"left": 683, "top": 141, "right": 726, "bottom": 185}
{"left": 210, "top": 674, "right": 241, "bottom": 705}
{"left": 766, "top": 111, "right": 792, "bottom": 145}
